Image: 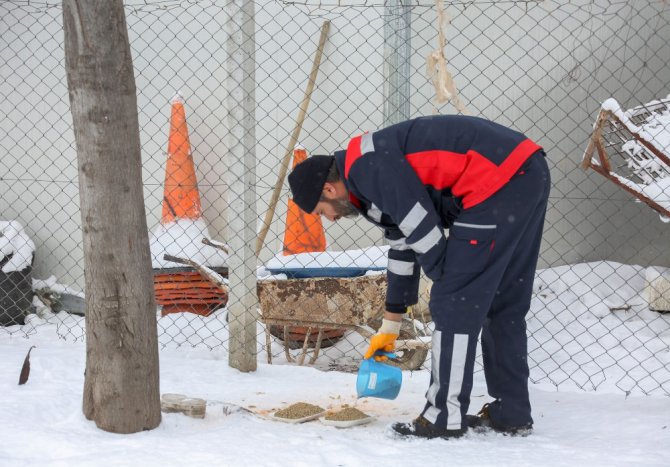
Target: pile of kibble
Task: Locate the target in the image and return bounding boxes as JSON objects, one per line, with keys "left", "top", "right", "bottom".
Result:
{"left": 324, "top": 407, "right": 369, "bottom": 421}
{"left": 274, "top": 402, "right": 324, "bottom": 419}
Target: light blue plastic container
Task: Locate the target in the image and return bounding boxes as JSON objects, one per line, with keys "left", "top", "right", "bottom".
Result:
{"left": 356, "top": 352, "right": 402, "bottom": 400}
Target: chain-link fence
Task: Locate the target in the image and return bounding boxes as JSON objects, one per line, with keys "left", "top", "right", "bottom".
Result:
{"left": 1, "top": 0, "right": 669, "bottom": 395}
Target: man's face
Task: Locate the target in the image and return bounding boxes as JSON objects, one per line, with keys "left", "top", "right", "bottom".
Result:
{"left": 313, "top": 196, "right": 359, "bottom": 222}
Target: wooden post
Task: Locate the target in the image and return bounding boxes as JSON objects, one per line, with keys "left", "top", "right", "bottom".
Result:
{"left": 226, "top": 0, "right": 258, "bottom": 372}
{"left": 255, "top": 21, "right": 330, "bottom": 257}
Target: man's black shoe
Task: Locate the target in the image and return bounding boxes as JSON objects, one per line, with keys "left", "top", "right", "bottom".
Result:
{"left": 391, "top": 415, "right": 466, "bottom": 440}
{"left": 466, "top": 404, "right": 533, "bottom": 436}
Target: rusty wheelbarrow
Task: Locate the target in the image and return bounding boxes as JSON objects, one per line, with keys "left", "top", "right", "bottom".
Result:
{"left": 257, "top": 273, "right": 430, "bottom": 370}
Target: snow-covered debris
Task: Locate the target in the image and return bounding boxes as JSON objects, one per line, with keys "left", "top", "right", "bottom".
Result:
{"left": 601, "top": 96, "right": 670, "bottom": 160}
{"left": 264, "top": 245, "right": 389, "bottom": 271}
{"left": 149, "top": 219, "right": 228, "bottom": 269}
{"left": 0, "top": 220, "right": 35, "bottom": 273}
{"left": 595, "top": 96, "right": 670, "bottom": 218}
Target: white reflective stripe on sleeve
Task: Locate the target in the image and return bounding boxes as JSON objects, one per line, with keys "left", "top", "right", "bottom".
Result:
{"left": 452, "top": 221, "right": 497, "bottom": 229}
{"left": 387, "top": 258, "right": 414, "bottom": 276}
{"left": 399, "top": 202, "right": 427, "bottom": 237}
{"left": 360, "top": 131, "right": 375, "bottom": 154}
{"left": 368, "top": 203, "right": 382, "bottom": 222}
{"left": 387, "top": 236, "right": 411, "bottom": 251}
{"left": 446, "top": 333, "right": 469, "bottom": 430}
{"left": 408, "top": 226, "right": 443, "bottom": 254}
{"left": 423, "top": 330, "right": 442, "bottom": 424}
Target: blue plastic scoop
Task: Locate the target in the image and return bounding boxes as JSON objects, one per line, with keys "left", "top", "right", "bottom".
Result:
{"left": 356, "top": 352, "right": 402, "bottom": 400}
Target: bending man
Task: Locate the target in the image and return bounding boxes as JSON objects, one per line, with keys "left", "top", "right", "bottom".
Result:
{"left": 288, "top": 115, "right": 550, "bottom": 439}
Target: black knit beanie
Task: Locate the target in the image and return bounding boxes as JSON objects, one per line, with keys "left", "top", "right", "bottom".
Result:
{"left": 288, "top": 155, "right": 335, "bottom": 213}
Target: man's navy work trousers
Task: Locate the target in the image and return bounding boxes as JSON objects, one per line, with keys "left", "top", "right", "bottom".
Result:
{"left": 422, "top": 151, "right": 551, "bottom": 431}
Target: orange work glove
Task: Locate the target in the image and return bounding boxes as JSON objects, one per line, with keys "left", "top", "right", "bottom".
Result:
{"left": 364, "top": 318, "right": 402, "bottom": 361}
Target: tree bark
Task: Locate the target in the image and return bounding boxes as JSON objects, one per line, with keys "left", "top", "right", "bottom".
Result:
{"left": 63, "top": 0, "right": 161, "bottom": 433}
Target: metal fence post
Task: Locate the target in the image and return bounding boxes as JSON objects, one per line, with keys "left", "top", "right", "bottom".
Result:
{"left": 383, "top": 0, "right": 411, "bottom": 126}
{"left": 226, "top": 0, "right": 258, "bottom": 372}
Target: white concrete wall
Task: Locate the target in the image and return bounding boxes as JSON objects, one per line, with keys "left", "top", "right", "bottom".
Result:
{"left": 1, "top": 0, "right": 669, "bottom": 290}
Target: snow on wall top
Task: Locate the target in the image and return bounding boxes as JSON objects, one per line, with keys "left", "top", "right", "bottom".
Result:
{"left": 0, "top": 220, "right": 35, "bottom": 273}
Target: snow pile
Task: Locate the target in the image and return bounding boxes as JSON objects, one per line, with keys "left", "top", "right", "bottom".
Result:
{"left": 0, "top": 220, "right": 35, "bottom": 273}
{"left": 149, "top": 219, "right": 228, "bottom": 269}
{"left": 530, "top": 262, "right": 670, "bottom": 394}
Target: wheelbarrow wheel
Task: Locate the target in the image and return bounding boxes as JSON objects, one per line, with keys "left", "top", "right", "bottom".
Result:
{"left": 387, "top": 320, "right": 429, "bottom": 371}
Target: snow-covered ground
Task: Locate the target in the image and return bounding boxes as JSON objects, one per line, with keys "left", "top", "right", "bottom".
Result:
{"left": 1, "top": 329, "right": 669, "bottom": 467}
{"left": 1, "top": 260, "right": 669, "bottom": 466}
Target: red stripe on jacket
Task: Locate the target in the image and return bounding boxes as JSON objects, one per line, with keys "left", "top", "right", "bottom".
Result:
{"left": 405, "top": 138, "right": 542, "bottom": 209}
{"left": 345, "top": 134, "right": 364, "bottom": 178}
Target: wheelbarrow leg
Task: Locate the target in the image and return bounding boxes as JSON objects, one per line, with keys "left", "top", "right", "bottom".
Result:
{"left": 283, "top": 325, "right": 294, "bottom": 363}
{"left": 308, "top": 328, "right": 325, "bottom": 365}
{"left": 265, "top": 325, "right": 272, "bottom": 364}
{"left": 297, "top": 327, "right": 313, "bottom": 366}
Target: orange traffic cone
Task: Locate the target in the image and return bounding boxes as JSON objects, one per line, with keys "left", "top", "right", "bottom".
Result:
{"left": 277, "top": 146, "right": 342, "bottom": 346}
{"left": 161, "top": 93, "right": 202, "bottom": 224}
{"left": 282, "top": 145, "right": 327, "bottom": 255}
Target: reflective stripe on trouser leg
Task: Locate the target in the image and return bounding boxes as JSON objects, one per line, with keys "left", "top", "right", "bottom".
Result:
{"left": 423, "top": 331, "right": 469, "bottom": 430}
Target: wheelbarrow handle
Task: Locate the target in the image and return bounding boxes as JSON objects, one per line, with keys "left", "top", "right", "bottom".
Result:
{"left": 354, "top": 325, "right": 431, "bottom": 350}
{"left": 395, "top": 337, "right": 431, "bottom": 350}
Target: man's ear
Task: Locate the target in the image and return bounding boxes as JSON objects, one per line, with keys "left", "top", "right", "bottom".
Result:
{"left": 321, "top": 182, "right": 337, "bottom": 199}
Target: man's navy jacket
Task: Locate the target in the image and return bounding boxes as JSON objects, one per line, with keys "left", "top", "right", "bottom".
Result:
{"left": 332, "top": 115, "right": 543, "bottom": 313}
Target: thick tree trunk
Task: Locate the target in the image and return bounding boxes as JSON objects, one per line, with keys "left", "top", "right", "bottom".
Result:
{"left": 63, "top": 0, "right": 161, "bottom": 433}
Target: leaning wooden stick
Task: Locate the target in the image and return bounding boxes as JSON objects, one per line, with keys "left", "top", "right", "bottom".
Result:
{"left": 163, "top": 254, "right": 228, "bottom": 292}
{"left": 202, "top": 237, "right": 229, "bottom": 254}
{"left": 255, "top": 20, "right": 330, "bottom": 257}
